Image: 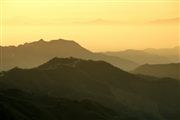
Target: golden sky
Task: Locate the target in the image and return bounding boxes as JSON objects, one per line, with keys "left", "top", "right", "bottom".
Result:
{"left": 0, "top": 0, "right": 179, "bottom": 51}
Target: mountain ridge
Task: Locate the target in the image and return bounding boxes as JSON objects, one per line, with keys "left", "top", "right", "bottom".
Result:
{"left": 104, "top": 46, "right": 179, "bottom": 64}
{"left": 0, "top": 38, "right": 138, "bottom": 71}
{"left": 133, "top": 63, "right": 180, "bottom": 80}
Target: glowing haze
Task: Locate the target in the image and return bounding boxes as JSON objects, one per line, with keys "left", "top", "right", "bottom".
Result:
{"left": 1, "top": 0, "right": 179, "bottom": 51}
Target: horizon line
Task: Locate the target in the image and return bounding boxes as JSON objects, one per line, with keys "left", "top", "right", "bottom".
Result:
{"left": 0, "top": 38, "right": 179, "bottom": 52}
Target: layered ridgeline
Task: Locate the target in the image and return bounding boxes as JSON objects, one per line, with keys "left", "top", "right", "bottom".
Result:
{"left": 133, "top": 63, "right": 180, "bottom": 80}
{"left": 104, "top": 46, "right": 180, "bottom": 64}
{"left": 144, "top": 46, "right": 180, "bottom": 62}
{"left": 0, "top": 39, "right": 137, "bottom": 71}
{"left": 0, "top": 57, "right": 180, "bottom": 120}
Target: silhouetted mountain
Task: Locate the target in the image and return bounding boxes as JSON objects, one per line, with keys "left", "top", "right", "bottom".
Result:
{"left": 133, "top": 63, "right": 180, "bottom": 80}
{"left": 0, "top": 39, "right": 137, "bottom": 71}
{"left": 0, "top": 57, "right": 180, "bottom": 120}
{"left": 104, "top": 46, "right": 179, "bottom": 64}
{"left": 0, "top": 89, "right": 119, "bottom": 120}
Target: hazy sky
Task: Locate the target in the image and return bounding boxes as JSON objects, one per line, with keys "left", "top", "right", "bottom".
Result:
{"left": 0, "top": 0, "right": 179, "bottom": 51}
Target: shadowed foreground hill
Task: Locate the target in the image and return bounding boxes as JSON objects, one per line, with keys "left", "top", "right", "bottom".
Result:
{"left": 133, "top": 63, "right": 180, "bottom": 80}
{"left": 0, "top": 39, "right": 137, "bottom": 71}
{"left": 0, "top": 57, "right": 180, "bottom": 120}
{"left": 0, "top": 89, "right": 119, "bottom": 120}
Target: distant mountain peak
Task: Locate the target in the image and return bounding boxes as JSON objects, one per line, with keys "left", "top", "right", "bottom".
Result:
{"left": 52, "top": 38, "right": 76, "bottom": 43}
{"left": 23, "top": 38, "right": 77, "bottom": 46}
{"left": 1, "top": 38, "right": 138, "bottom": 71}
{"left": 0, "top": 38, "right": 78, "bottom": 48}
{"left": 39, "top": 38, "right": 45, "bottom": 42}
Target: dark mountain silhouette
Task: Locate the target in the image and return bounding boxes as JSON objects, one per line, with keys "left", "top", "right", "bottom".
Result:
{"left": 0, "top": 89, "right": 120, "bottom": 120}
{"left": 0, "top": 39, "right": 138, "bottom": 71}
{"left": 104, "top": 46, "right": 179, "bottom": 64}
{"left": 133, "top": 63, "right": 180, "bottom": 80}
{"left": 0, "top": 57, "right": 180, "bottom": 120}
